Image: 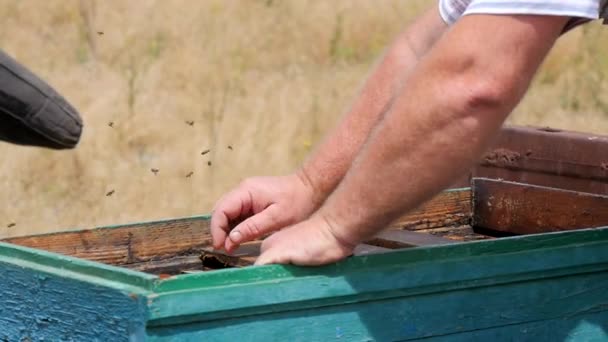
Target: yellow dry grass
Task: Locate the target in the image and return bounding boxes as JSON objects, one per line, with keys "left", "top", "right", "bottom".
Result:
{"left": 0, "top": 0, "right": 606, "bottom": 237}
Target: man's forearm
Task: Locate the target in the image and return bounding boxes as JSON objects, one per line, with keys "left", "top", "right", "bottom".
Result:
{"left": 298, "top": 7, "right": 446, "bottom": 207}
{"left": 316, "top": 14, "right": 568, "bottom": 246}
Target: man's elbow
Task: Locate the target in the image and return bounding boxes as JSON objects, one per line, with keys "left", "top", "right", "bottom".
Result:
{"left": 454, "top": 68, "right": 527, "bottom": 120}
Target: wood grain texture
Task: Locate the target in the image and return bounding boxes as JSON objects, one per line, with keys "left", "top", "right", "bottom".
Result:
{"left": 1, "top": 189, "right": 472, "bottom": 270}
{"left": 2, "top": 216, "right": 212, "bottom": 266}
{"left": 473, "top": 126, "right": 608, "bottom": 195}
{"left": 389, "top": 188, "right": 471, "bottom": 231}
{"left": 473, "top": 178, "right": 608, "bottom": 235}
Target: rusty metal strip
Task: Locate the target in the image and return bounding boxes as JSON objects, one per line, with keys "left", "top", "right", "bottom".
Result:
{"left": 472, "top": 178, "right": 608, "bottom": 235}
{"left": 472, "top": 126, "right": 608, "bottom": 195}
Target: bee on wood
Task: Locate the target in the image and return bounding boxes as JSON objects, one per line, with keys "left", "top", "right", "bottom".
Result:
{"left": 108, "top": 121, "right": 114, "bottom": 128}
{"left": 185, "top": 120, "right": 194, "bottom": 126}
{"left": 151, "top": 168, "right": 159, "bottom": 175}
{"left": 185, "top": 171, "right": 194, "bottom": 178}
{"left": 106, "top": 189, "right": 115, "bottom": 196}
{"left": 201, "top": 149, "right": 210, "bottom": 156}
{"left": 227, "top": 145, "right": 233, "bottom": 150}
{"left": 7, "top": 223, "right": 15, "bottom": 228}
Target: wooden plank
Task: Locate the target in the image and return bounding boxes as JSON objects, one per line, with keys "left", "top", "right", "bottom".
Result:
{"left": 416, "top": 225, "right": 491, "bottom": 241}
{"left": 0, "top": 243, "right": 151, "bottom": 341}
{"left": 127, "top": 255, "right": 204, "bottom": 274}
{"left": 147, "top": 274, "right": 608, "bottom": 341}
{"left": 389, "top": 188, "right": 471, "bottom": 231}
{"left": 1, "top": 189, "right": 471, "bottom": 267}
{"left": 366, "top": 229, "right": 456, "bottom": 249}
{"left": 471, "top": 125, "right": 608, "bottom": 195}
{"left": 0, "top": 260, "right": 149, "bottom": 341}
{"left": 353, "top": 244, "right": 391, "bottom": 256}
{"left": 1, "top": 216, "right": 212, "bottom": 266}
{"left": 148, "top": 227, "right": 608, "bottom": 330}
{"left": 472, "top": 178, "right": 608, "bottom": 235}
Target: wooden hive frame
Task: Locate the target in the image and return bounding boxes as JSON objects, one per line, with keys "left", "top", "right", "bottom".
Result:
{"left": 1, "top": 125, "right": 608, "bottom": 341}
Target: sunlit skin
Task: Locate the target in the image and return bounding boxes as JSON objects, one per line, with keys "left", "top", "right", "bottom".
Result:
{"left": 211, "top": 6, "right": 569, "bottom": 266}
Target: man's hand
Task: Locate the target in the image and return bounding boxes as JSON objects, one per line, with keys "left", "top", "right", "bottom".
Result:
{"left": 210, "top": 173, "right": 320, "bottom": 252}
{"left": 254, "top": 215, "right": 354, "bottom": 266}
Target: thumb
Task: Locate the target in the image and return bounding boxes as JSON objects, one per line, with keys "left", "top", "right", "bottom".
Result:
{"left": 225, "top": 205, "right": 283, "bottom": 251}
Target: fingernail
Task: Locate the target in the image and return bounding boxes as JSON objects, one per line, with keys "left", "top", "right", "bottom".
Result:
{"left": 229, "top": 230, "right": 242, "bottom": 243}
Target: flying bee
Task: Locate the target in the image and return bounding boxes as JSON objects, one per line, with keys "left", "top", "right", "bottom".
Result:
{"left": 207, "top": 161, "right": 212, "bottom": 166}
{"left": 185, "top": 171, "right": 194, "bottom": 178}
{"left": 227, "top": 145, "right": 233, "bottom": 150}
{"left": 151, "top": 168, "right": 159, "bottom": 175}
{"left": 185, "top": 120, "right": 194, "bottom": 126}
{"left": 201, "top": 149, "right": 210, "bottom": 156}
{"left": 7, "top": 223, "right": 15, "bottom": 228}
{"left": 106, "top": 189, "right": 115, "bottom": 196}
{"left": 108, "top": 121, "right": 114, "bottom": 128}
{"left": 97, "top": 31, "right": 104, "bottom": 35}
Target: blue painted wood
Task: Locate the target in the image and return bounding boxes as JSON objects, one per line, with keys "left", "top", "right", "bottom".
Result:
{"left": 146, "top": 271, "right": 608, "bottom": 341}
{"left": 0, "top": 261, "right": 149, "bottom": 341}
{"left": 2, "top": 213, "right": 608, "bottom": 340}
{"left": 147, "top": 228, "right": 608, "bottom": 324}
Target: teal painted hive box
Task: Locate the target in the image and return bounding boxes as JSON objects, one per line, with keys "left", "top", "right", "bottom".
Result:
{"left": 2, "top": 178, "right": 608, "bottom": 341}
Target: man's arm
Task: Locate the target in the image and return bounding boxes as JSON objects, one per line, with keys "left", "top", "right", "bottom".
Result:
{"left": 255, "top": 14, "right": 570, "bottom": 265}
{"left": 212, "top": 6, "right": 447, "bottom": 251}
{"left": 299, "top": 6, "right": 447, "bottom": 206}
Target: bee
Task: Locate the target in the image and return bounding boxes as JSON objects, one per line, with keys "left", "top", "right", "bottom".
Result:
{"left": 151, "top": 168, "right": 159, "bottom": 175}
{"left": 108, "top": 121, "right": 114, "bottom": 128}
{"left": 227, "top": 145, "right": 233, "bottom": 150}
{"left": 97, "top": 31, "right": 104, "bottom": 35}
{"left": 201, "top": 149, "right": 210, "bottom": 156}
{"left": 7, "top": 223, "right": 15, "bottom": 228}
{"left": 207, "top": 161, "right": 212, "bottom": 166}
{"left": 185, "top": 171, "right": 194, "bottom": 178}
{"left": 106, "top": 189, "right": 115, "bottom": 196}
{"left": 185, "top": 120, "right": 194, "bottom": 126}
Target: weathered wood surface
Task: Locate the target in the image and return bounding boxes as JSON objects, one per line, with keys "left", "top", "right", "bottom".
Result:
{"left": 366, "top": 229, "right": 456, "bottom": 248}
{"left": 416, "top": 225, "right": 490, "bottom": 241}
{"left": 2, "top": 189, "right": 472, "bottom": 268}
{"left": 461, "top": 126, "right": 608, "bottom": 195}
{"left": 473, "top": 178, "right": 608, "bottom": 235}
{"left": 4, "top": 220, "right": 608, "bottom": 340}
{"left": 389, "top": 188, "right": 471, "bottom": 230}
{"left": 127, "top": 232, "right": 452, "bottom": 274}
{"left": 147, "top": 228, "right": 608, "bottom": 341}
{"left": 0, "top": 242, "right": 152, "bottom": 342}
{"left": 2, "top": 216, "right": 212, "bottom": 266}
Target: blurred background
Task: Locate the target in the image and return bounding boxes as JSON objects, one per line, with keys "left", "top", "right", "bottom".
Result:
{"left": 0, "top": 0, "right": 606, "bottom": 237}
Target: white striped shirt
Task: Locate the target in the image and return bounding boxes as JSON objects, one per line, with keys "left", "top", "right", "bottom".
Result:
{"left": 439, "top": 0, "right": 602, "bottom": 31}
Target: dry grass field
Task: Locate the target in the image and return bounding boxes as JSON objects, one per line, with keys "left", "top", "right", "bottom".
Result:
{"left": 0, "top": 0, "right": 606, "bottom": 237}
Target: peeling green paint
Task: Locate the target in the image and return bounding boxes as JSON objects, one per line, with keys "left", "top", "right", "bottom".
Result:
{"left": 1, "top": 217, "right": 608, "bottom": 340}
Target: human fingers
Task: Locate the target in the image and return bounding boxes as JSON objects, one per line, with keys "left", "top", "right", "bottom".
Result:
{"left": 225, "top": 204, "right": 284, "bottom": 252}
{"left": 210, "top": 188, "right": 254, "bottom": 249}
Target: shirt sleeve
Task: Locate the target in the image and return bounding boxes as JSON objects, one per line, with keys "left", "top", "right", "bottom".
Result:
{"left": 438, "top": 0, "right": 470, "bottom": 26}
{"left": 463, "top": 0, "right": 600, "bottom": 20}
